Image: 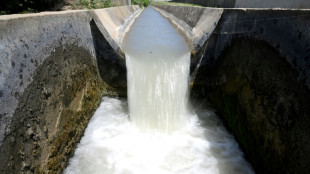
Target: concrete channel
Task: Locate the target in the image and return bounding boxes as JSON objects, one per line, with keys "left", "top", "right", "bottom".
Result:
{"left": 0, "top": 4, "right": 310, "bottom": 173}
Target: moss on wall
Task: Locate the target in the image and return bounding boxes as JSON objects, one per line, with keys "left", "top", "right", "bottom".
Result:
{"left": 191, "top": 38, "right": 310, "bottom": 173}
{"left": 0, "top": 44, "right": 117, "bottom": 173}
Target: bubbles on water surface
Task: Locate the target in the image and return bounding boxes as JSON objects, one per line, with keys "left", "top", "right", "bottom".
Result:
{"left": 64, "top": 97, "right": 254, "bottom": 174}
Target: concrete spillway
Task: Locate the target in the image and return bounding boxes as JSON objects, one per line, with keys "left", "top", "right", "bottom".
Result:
{"left": 64, "top": 7, "right": 254, "bottom": 174}
{"left": 0, "top": 3, "right": 310, "bottom": 174}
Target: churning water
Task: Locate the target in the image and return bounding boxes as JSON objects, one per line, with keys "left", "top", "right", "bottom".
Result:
{"left": 65, "top": 7, "right": 254, "bottom": 174}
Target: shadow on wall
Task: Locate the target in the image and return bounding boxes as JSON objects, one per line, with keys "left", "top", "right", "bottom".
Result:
{"left": 150, "top": 5, "right": 310, "bottom": 173}
{"left": 170, "top": 0, "right": 236, "bottom": 8}
{"left": 90, "top": 19, "right": 127, "bottom": 97}
{"left": 171, "top": 0, "right": 310, "bottom": 8}
{"left": 192, "top": 38, "right": 310, "bottom": 174}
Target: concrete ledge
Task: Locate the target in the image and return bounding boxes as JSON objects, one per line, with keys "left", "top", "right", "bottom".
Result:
{"left": 152, "top": 5, "right": 223, "bottom": 51}
{"left": 91, "top": 6, "right": 142, "bottom": 55}
{"left": 235, "top": 0, "right": 310, "bottom": 9}
{"left": 171, "top": 0, "right": 310, "bottom": 9}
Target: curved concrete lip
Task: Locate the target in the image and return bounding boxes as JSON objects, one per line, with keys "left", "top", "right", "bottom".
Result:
{"left": 91, "top": 6, "right": 143, "bottom": 57}
{"left": 152, "top": 5, "right": 224, "bottom": 52}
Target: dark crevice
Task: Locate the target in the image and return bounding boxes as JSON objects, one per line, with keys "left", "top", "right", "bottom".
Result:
{"left": 90, "top": 19, "right": 127, "bottom": 97}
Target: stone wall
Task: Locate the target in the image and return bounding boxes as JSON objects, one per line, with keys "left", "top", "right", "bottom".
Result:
{"left": 0, "top": 6, "right": 140, "bottom": 173}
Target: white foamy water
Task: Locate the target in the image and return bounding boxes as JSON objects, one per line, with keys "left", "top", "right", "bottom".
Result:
{"left": 65, "top": 6, "right": 254, "bottom": 174}
{"left": 64, "top": 97, "right": 254, "bottom": 174}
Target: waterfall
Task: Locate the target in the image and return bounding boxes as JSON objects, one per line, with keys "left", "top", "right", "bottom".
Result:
{"left": 126, "top": 52, "right": 190, "bottom": 132}
{"left": 64, "top": 7, "right": 255, "bottom": 174}
{"left": 122, "top": 7, "right": 191, "bottom": 132}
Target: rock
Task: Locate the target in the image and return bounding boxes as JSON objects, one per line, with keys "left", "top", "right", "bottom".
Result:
{"left": 10, "top": 137, "right": 15, "bottom": 144}
{"left": 27, "top": 128, "right": 34, "bottom": 137}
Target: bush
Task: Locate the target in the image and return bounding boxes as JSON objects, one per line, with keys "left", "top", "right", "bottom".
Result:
{"left": 103, "top": 0, "right": 112, "bottom": 8}
{"left": 0, "top": 0, "right": 63, "bottom": 14}
{"left": 80, "top": 0, "right": 89, "bottom": 7}
{"left": 78, "top": 0, "right": 112, "bottom": 9}
{"left": 132, "top": 0, "right": 149, "bottom": 7}
{"left": 0, "top": 0, "right": 113, "bottom": 15}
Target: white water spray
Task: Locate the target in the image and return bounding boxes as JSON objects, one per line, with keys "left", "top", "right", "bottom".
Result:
{"left": 65, "top": 7, "right": 255, "bottom": 174}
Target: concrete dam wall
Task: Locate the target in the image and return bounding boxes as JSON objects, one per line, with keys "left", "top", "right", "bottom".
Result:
{"left": 171, "top": 0, "right": 310, "bottom": 9}
{"left": 0, "top": 6, "right": 141, "bottom": 173}
{"left": 1, "top": 4, "right": 310, "bottom": 174}
{"left": 153, "top": 4, "right": 310, "bottom": 174}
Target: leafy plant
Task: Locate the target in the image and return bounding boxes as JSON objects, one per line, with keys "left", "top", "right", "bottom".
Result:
{"left": 78, "top": 0, "right": 112, "bottom": 9}
{"left": 0, "top": 0, "right": 116, "bottom": 15}
{"left": 80, "top": 0, "right": 89, "bottom": 6}
{"left": 132, "top": 0, "right": 149, "bottom": 7}
{"left": 0, "top": 0, "right": 63, "bottom": 14}
{"left": 0, "top": 11, "right": 8, "bottom": 15}
{"left": 103, "top": 0, "right": 112, "bottom": 8}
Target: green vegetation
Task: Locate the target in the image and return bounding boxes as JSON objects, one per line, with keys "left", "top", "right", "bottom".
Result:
{"left": 0, "top": 0, "right": 63, "bottom": 14}
{"left": 132, "top": 0, "right": 149, "bottom": 7}
{"left": 0, "top": 0, "right": 114, "bottom": 15}
{"left": 150, "top": 1, "right": 202, "bottom": 7}
{"left": 75, "top": 0, "right": 112, "bottom": 9}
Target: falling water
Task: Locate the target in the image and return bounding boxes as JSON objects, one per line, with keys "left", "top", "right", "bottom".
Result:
{"left": 126, "top": 53, "right": 190, "bottom": 132}
{"left": 65, "top": 6, "right": 255, "bottom": 174}
{"left": 123, "top": 6, "right": 191, "bottom": 132}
